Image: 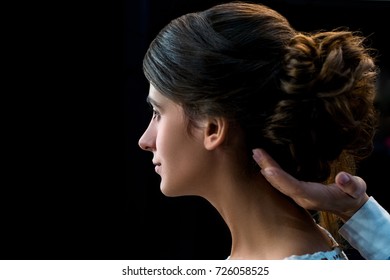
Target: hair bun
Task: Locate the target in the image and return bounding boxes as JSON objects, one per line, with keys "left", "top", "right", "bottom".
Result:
{"left": 264, "top": 30, "right": 378, "bottom": 181}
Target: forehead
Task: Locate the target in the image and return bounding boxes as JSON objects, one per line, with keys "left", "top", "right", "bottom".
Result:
{"left": 147, "top": 84, "right": 182, "bottom": 111}
{"left": 147, "top": 84, "right": 164, "bottom": 104}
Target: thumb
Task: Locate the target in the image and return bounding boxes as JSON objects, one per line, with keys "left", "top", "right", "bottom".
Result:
{"left": 335, "top": 172, "right": 367, "bottom": 199}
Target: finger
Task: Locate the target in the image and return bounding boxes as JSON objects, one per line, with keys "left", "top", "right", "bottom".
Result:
{"left": 260, "top": 166, "right": 306, "bottom": 198}
{"left": 253, "top": 149, "right": 312, "bottom": 199}
{"left": 254, "top": 148, "right": 331, "bottom": 211}
{"left": 335, "top": 172, "right": 367, "bottom": 199}
{"left": 252, "top": 148, "right": 281, "bottom": 170}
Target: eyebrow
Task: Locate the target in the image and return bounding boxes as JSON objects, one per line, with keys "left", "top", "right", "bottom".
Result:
{"left": 146, "top": 96, "right": 162, "bottom": 109}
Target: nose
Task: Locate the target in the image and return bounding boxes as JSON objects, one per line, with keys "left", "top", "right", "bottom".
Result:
{"left": 138, "top": 122, "right": 156, "bottom": 152}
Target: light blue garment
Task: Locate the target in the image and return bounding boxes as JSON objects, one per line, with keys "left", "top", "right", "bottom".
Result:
{"left": 339, "top": 196, "right": 390, "bottom": 260}
{"left": 284, "top": 247, "right": 347, "bottom": 260}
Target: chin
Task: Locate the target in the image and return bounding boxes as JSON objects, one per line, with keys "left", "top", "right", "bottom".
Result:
{"left": 160, "top": 190, "right": 182, "bottom": 197}
{"left": 160, "top": 182, "right": 190, "bottom": 197}
{"left": 160, "top": 184, "right": 179, "bottom": 197}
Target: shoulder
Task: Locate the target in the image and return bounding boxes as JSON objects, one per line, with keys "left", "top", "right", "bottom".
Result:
{"left": 284, "top": 223, "right": 348, "bottom": 260}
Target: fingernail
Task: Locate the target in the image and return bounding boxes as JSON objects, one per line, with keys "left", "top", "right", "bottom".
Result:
{"left": 338, "top": 172, "right": 350, "bottom": 185}
{"left": 252, "top": 149, "right": 262, "bottom": 162}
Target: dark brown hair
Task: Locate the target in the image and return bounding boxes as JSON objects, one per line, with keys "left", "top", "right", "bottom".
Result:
{"left": 143, "top": 1, "right": 378, "bottom": 240}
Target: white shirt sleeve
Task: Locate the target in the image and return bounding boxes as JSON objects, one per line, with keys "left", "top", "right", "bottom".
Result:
{"left": 339, "top": 196, "right": 390, "bottom": 260}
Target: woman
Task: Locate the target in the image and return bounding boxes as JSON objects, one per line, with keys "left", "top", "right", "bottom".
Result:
{"left": 138, "top": 2, "right": 378, "bottom": 259}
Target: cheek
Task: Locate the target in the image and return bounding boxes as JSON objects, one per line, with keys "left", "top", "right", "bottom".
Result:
{"left": 161, "top": 153, "right": 211, "bottom": 197}
{"left": 158, "top": 127, "right": 210, "bottom": 196}
{"left": 156, "top": 122, "right": 184, "bottom": 159}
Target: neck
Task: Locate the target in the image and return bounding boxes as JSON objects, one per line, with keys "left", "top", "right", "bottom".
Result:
{"left": 203, "top": 171, "right": 332, "bottom": 259}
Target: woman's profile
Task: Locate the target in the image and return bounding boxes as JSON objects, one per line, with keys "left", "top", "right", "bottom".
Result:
{"left": 138, "top": 1, "right": 378, "bottom": 260}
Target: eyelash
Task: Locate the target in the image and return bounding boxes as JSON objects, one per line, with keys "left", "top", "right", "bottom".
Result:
{"left": 152, "top": 108, "right": 160, "bottom": 120}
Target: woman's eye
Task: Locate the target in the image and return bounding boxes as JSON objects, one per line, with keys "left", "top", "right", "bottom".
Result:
{"left": 152, "top": 109, "right": 160, "bottom": 120}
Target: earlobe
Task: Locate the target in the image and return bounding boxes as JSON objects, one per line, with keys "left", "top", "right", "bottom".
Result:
{"left": 203, "top": 117, "right": 228, "bottom": 150}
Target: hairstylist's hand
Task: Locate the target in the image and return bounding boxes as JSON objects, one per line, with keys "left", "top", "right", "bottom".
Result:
{"left": 253, "top": 148, "right": 369, "bottom": 221}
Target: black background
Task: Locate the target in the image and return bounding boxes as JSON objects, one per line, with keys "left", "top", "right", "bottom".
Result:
{"left": 2, "top": 0, "right": 389, "bottom": 260}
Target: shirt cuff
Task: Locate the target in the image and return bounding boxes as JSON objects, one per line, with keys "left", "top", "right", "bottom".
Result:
{"left": 339, "top": 196, "right": 390, "bottom": 260}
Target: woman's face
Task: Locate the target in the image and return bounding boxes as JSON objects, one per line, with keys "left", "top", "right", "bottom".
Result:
{"left": 138, "top": 85, "right": 211, "bottom": 196}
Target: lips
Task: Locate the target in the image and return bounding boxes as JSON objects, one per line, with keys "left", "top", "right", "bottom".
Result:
{"left": 153, "top": 162, "right": 161, "bottom": 174}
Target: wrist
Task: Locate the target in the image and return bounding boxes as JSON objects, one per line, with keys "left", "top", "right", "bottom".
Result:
{"left": 338, "top": 193, "right": 369, "bottom": 222}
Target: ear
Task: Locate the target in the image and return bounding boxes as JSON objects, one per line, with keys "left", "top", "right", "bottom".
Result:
{"left": 203, "top": 117, "right": 228, "bottom": 150}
